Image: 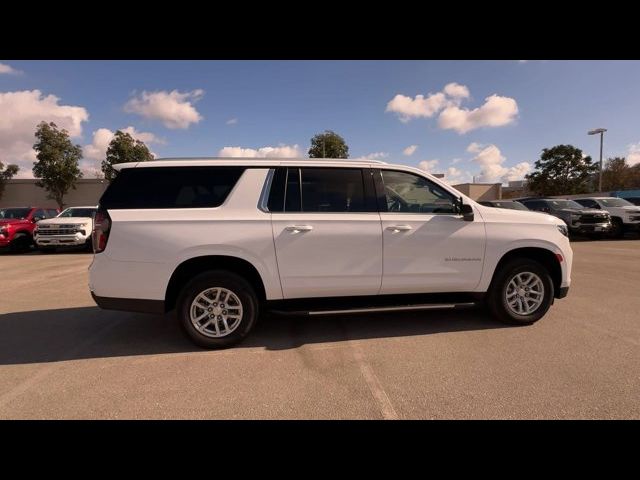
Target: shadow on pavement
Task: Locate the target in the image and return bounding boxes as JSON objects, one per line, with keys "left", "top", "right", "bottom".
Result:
{"left": 0, "top": 306, "right": 513, "bottom": 365}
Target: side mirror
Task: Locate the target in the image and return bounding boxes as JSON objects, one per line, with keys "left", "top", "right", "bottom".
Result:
{"left": 460, "top": 203, "right": 474, "bottom": 222}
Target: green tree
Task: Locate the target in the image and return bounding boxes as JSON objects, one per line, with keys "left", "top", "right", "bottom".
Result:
{"left": 308, "top": 130, "right": 349, "bottom": 158}
{"left": 32, "top": 122, "right": 83, "bottom": 209}
{"left": 0, "top": 161, "right": 20, "bottom": 201}
{"left": 601, "top": 157, "right": 630, "bottom": 191}
{"left": 526, "top": 144, "right": 598, "bottom": 196}
{"left": 102, "top": 130, "right": 154, "bottom": 181}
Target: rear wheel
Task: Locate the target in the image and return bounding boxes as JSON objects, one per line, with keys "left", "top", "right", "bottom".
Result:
{"left": 176, "top": 270, "right": 259, "bottom": 349}
{"left": 487, "top": 259, "right": 554, "bottom": 325}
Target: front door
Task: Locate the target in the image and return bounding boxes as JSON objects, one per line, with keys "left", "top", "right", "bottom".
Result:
{"left": 270, "top": 167, "right": 383, "bottom": 299}
{"left": 377, "top": 169, "right": 485, "bottom": 294}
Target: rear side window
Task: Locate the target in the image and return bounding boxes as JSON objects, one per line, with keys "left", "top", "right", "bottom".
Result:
{"left": 267, "top": 167, "right": 375, "bottom": 213}
{"left": 100, "top": 167, "right": 245, "bottom": 209}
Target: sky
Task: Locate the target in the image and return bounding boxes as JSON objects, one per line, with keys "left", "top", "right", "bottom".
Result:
{"left": 1, "top": 60, "right": 640, "bottom": 184}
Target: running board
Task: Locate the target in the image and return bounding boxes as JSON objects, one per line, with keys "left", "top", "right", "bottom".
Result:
{"left": 270, "top": 302, "right": 478, "bottom": 316}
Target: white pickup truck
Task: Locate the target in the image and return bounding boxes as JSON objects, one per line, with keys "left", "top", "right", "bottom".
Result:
{"left": 35, "top": 206, "right": 97, "bottom": 252}
{"left": 574, "top": 197, "right": 640, "bottom": 238}
{"left": 89, "top": 158, "right": 573, "bottom": 349}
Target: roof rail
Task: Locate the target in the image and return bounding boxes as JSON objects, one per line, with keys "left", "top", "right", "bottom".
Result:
{"left": 154, "top": 156, "right": 388, "bottom": 164}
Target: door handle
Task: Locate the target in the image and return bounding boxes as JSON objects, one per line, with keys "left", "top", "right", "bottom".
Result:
{"left": 285, "top": 225, "right": 314, "bottom": 233}
{"left": 386, "top": 225, "right": 413, "bottom": 232}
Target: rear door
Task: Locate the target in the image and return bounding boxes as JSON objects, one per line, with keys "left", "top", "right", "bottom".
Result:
{"left": 270, "top": 167, "right": 383, "bottom": 299}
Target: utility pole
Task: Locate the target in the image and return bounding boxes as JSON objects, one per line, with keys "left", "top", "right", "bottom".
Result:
{"left": 588, "top": 128, "right": 607, "bottom": 192}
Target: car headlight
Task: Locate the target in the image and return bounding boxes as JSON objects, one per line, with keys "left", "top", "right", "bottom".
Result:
{"left": 557, "top": 224, "right": 569, "bottom": 237}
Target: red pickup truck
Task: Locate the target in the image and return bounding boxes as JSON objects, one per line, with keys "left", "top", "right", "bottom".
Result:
{"left": 0, "top": 207, "right": 60, "bottom": 252}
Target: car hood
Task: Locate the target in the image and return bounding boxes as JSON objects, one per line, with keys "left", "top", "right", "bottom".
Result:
{"left": 38, "top": 217, "right": 93, "bottom": 225}
{"left": 476, "top": 204, "right": 564, "bottom": 226}
{"left": 0, "top": 218, "right": 30, "bottom": 227}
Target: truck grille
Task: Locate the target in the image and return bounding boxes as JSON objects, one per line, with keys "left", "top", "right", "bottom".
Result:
{"left": 580, "top": 214, "right": 609, "bottom": 224}
{"left": 38, "top": 225, "right": 80, "bottom": 235}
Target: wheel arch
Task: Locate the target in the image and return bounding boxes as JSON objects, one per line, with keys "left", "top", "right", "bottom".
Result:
{"left": 165, "top": 255, "right": 267, "bottom": 312}
{"left": 491, "top": 247, "right": 562, "bottom": 298}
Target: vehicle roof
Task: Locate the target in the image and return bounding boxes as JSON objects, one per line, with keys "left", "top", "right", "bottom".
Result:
{"left": 577, "top": 197, "right": 619, "bottom": 200}
{"left": 0, "top": 206, "right": 54, "bottom": 209}
{"left": 112, "top": 157, "right": 391, "bottom": 171}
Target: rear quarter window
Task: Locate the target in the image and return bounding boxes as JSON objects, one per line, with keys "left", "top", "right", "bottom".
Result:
{"left": 99, "top": 167, "right": 246, "bottom": 209}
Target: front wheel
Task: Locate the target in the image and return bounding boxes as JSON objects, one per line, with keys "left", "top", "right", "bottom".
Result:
{"left": 487, "top": 259, "right": 554, "bottom": 325}
{"left": 609, "top": 218, "right": 624, "bottom": 239}
{"left": 176, "top": 270, "right": 259, "bottom": 349}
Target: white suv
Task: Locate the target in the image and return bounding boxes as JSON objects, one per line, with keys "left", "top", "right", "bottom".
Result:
{"left": 35, "top": 206, "right": 97, "bottom": 252}
{"left": 573, "top": 197, "right": 640, "bottom": 238}
{"left": 89, "top": 158, "right": 573, "bottom": 348}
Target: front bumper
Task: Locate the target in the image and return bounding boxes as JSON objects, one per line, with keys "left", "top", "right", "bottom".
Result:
{"left": 0, "top": 236, "right": 10, "bottom": 247}
{"left": 35, "top": 233, "right": 89, "bottom": 246}
{"left": 556, "top": 286, "right": 570, "bottom": 299}
{"left": 569, "top": 222, "right": 611, "bottom": 234}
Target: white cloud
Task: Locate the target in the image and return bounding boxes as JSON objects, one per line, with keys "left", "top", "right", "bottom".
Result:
{"left": 450, "top": 158, "right": 462, "bottom": 165}
{"left": 0, "top": 90, "right": 89, "bottom": 178}
{"left": 443, "top": 166, "right": 473, "bottom": 185}
{"left": 218, "top": 144, "right": 302, "bottom": 158}
{"left": 443, "top": 82, "right": 470, "bottom": 100}
{"left": 386, "top": 92, "right": 447, "bottom": 122}
{"left": 627, "top": 143, "right": 640, "bottom": 166}
{"left": 82, "top": 126, "right": 162, "bottom": 163}
{"left": 403, "top": 145, "right": 418, "bottom": 156}
{"left": 226, "top": 118, "right": 238, "bottom": 125}
{"left": 124, "top": 89, "right": 204, "bottom": 129}
{"left": 438, "top": 95, "right": 518, "bottom": 134}
{"left": 471, "top": 144, "right": 530, "bottom": 183}
{"left": 0, "top": 62, "right": 21, "bottom": 75}
{"left": 417, "top": 159, "right": 440, "bottom": 173}
{"left": 466, "top": 142, "right": 484, "bottom": 153}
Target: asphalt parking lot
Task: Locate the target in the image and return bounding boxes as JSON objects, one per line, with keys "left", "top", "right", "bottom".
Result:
{"left": 1, "top": 240, "right": 639, "bottom": 419}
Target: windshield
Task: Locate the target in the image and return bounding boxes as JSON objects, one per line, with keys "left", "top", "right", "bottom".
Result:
{"left": 0, "top": 208, "right": 31, "bottom": 219}
{"left": 494, "top": 201, "right": 529, "bottom": 211}
{"left": 549, "top": 200, "right": 583, "bottom": 209}
{"left": 58, "top": 208, "right": 97, "bottom": 218}
{"left": 599, "top": 198, "right": 634, "bottom": 207}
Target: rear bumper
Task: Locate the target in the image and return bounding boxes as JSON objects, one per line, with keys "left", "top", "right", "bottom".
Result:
{"left": 91, "top": 291, "right": 165, "bottom": 314}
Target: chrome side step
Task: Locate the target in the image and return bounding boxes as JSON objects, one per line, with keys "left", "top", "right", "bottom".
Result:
{"left": 271, "top": 302, "right": 478, "bottom": 316}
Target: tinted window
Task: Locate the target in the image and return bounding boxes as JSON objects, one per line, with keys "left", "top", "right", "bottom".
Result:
{"left": 33, "top": 209, "right": 46, "bottom": 219}
{"left": 0, "top": 208, "right": 31, "bottom": 219}
{"left": 47, "top": 209, "right": 59, "bottom": 217}
{"left": 100, "top": 167, "right": 245, "bottom": 209}
{"left": 522, "top": 200, "right": 543, "bottom": 210}
{"left": 380, "top": 170, "right": 457, "bottom": 214}
{"left": 59, "top": 208, "right": 97, "bottom": 218}
{"left": 299, "top": 168, "right": 367, "bottom": 212}
{"left": 285, "top": 168, "right": 301, "bottom": 212}
{"left": 267, "top": 168, "right": 286, "bottom": 212}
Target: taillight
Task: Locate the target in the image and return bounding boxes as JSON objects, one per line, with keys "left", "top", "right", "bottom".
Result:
{"left": 92, "top": 208, "right": 112, "bottom": 254}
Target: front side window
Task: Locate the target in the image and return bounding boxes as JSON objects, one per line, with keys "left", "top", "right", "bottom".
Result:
{"left": 600, "top": 198, "right": 633, "bottom": 207}
{"left": 380, "top": 170, "right": 458, "bottom": 214}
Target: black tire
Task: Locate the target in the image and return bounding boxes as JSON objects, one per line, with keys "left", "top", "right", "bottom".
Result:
{"left": 610, "top": 218, "right": 624, "bottom": 239}
{"left": 83, "top": 238, "right": 93, "bottom": 252}
{"left": 176, "top": 270, "right": 259, "bottom": 349}
{"left": 9, "top": 233, "right": 32, "bottom": 253}
{"left": 39, "top": 246, "right": 57, "bottom": 253}
{"left": 487, "top": 258, "right": 554, "bottom": 325}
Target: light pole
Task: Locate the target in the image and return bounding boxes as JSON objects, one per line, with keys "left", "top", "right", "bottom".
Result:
{"left": 588, "top": 128, "right": 607, "bottom": 192}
